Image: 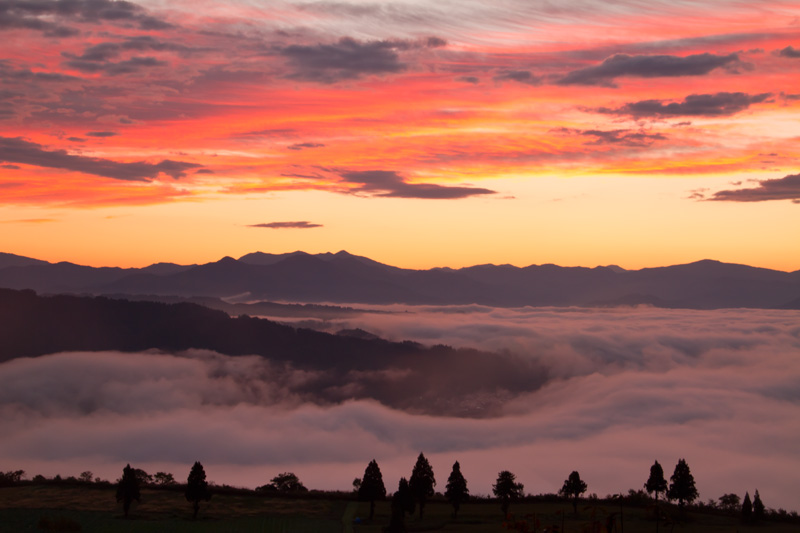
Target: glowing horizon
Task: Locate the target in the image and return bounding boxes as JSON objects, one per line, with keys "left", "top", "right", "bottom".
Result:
{"left": 1, "top": 0, "right": 799, "bottom": 271}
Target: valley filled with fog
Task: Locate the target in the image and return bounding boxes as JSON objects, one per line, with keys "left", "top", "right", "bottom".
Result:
{"left": 1, "top": 304, "right": 798, "bottom": 510}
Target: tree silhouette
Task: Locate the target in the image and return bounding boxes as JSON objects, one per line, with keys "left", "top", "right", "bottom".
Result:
{"left": 444, "top": 461, "right": 469, "bottom": 519}
{"left": 266, "top": 472, "right": 307, "bottom": 492}
{"left": 153, "top": 472, "right": 176, "bottom": 486}
{"left": 561, "top": 471, "right": 587, "bottom": 514}
{"left": 667, "top": 459, "right": 698, "bottom": 507}
{"left": 185, "top": 461, "right": 212, "bottom": 519}
{"left": 387, "top": 477, "right": 415, "bottom": 532}
{"left": 493, "top": 470, "right": 524, "bottom": 517}
{"left": 753, "top": 490, "right": 765, "bottom": 521}
{"left": 115, "top": 464, "right": 140, "bottom": 519}
{"left": 719, "top": 493, "right": 740, "bottom": 513}
{"left": 742, "top": 491, "right": 753, "bottom": 522}
{"left": 409, "top": 453, "right": 435, "bottom": 519}
{"left": 645, "top": 460, "right": 668, "bottom": 501}
{"left": 357, "top": 459, "right": 386, "bottom": 520}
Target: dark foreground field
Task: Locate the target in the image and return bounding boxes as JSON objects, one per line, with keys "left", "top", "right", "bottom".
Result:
{"left": 1, "top": 484, "right": 797, "bottom": 533}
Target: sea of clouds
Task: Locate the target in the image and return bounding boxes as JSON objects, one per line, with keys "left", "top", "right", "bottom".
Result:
{"left": 1, "top": 305, "right": 798, "bottom": 510}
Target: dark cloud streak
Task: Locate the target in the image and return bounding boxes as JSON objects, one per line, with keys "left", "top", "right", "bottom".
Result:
{"left": 0, "top": 136, "right": 201, "bottom": 181}
{"left": 596, "top": 92, "right": 772, "bottom": 118}
{"left": 558, "top": 53, "right": 743, "bottom": 87}
{"left": 247, "top": 221, "right": 323, "bottom": 229}
{"left": 777, "top": 45, "right": 800, "bottom": 58}
{"left": 340, "top": 170, "right": 495, "bottom": 199}
{"left": 287, "top": 142, "right": 325, "bottom": 150}
{"left": 278, "top": 36, "right": 444, "bottom": 83}
{"left": 0, "top": 0, "right": 173, "bottom": 36}
{"left": 708, "top": 173, "right": 800, "bottom": 203}
{"left": 493, "top": 70, "right": 542, "bottom": 86}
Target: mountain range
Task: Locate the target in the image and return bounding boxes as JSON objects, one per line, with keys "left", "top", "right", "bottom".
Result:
{"left": 1, "top": 251, "right": 799, "bottom": 309}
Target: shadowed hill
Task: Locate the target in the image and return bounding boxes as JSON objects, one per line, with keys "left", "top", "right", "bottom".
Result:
{"left": 0, "top": 289, "right": 547, "bottom": 416}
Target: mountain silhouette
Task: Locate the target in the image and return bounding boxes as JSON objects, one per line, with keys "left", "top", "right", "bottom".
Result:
{"left": 1, "top": 251, "right": 798, "bottom": 309}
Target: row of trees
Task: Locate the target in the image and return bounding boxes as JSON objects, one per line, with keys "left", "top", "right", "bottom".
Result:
{"left": 21, "top": 454, "right": 771, "bottom": 524}
{"left": 719, "top": 490, "right": 767, "bottom": 522}
{"left": 115, "top": 462, "right": 210, "bottom": 519}
{"left": 644, "top": 459, "right": 697, "bottom": 507}
{"left": 352, "top": 454, "right": 776, "bottom": 528}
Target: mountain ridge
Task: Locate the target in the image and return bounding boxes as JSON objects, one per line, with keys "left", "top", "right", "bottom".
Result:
{"left": 1, "top": 251, "right": 798, "bottom": 310}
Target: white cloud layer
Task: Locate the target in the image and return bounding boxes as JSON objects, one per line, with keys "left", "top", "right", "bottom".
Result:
{"left": 1, "top": 306, "right": 799, "bottom": 511}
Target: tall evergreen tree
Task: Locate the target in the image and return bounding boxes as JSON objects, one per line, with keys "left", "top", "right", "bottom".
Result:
{"left": 357, "top": 459, "right": 386, "bottom": 520}
{"left": 645, "top": 460, "right": 668, "bottom": 501}
{"left": 561, "top": 471, "right": 588, "bottom": 514}
{"left": 444, "top": 461, "right": 469, "bottom": 519}
{"left": 753, "top": 490, "right": 765, "bottom": 521}
{"left": 185, "top": 461, "right": 212, "bottom": 519}
{"left": 115, "top": 464, "right": 140, "bottom": 519}
{"left": 742, "top": 491, "right": 753, "bottom": 522}
{"left": 387, "top": 477, "right": 415, "bottom": 532}
{"left": 409, "top": 453, "right": 435, "bottom": 519}
{"left": 493, "top": 470, "right": 524, "bottom": 517}
{"left": 667, "top": 459, "right": 698, "bottom": 507}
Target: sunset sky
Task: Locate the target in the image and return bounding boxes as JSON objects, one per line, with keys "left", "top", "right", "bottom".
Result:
{"left": 2, "top": 0, "right": 799, "bottom": 270}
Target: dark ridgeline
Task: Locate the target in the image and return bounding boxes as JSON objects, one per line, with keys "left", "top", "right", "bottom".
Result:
{"left": 0, "top": 288, "right": 550, "bottom": 417}
{"left": 2, "top": 250, "right": 799, "bottom": 309}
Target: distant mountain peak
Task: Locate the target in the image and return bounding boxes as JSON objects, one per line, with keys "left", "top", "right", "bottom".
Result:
{"left": 0, "top": 252, "right": 49, "bottom": 269}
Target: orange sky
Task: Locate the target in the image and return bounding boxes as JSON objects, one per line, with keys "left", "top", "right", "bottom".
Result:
{"left": 1, "top": 0, "right": 799, "bottom": 270}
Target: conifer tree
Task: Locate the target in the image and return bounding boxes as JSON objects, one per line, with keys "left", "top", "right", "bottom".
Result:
{"left": 742, "top": 491, "right": 753, "bottom": 522}
{"left": 185, "top": 461, "right": 212, "bottom": 519}
{"left": 409, "top": 453, "right": 435, "bottom": 519}
{"left": 387, "top": 477, "right": 415, "bottom": 532}
{"left": 753, "top": 490, "right": 765, "bottom": 521}
{"left": 667, "top": 459, "right": 698, "bottom": 507}
{"left": 561, "top": 471, "right": 588, "bottom": 514}
{"left": 115, "top": 464, "right": 140, "bottom": 519}
{"left": 493, "top": 470, "right": 524, "bottom": 517}
{"left": 645, "top": 460, "right": 668, "bottom": 501}
{"left": 444, "top": 461, "right": 469, "bottom": 519}
{"left": 357, "top": 459, "right": 386, "bottom": 520}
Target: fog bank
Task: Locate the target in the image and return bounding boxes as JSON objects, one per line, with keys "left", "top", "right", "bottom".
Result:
{"left": 1, "top": 306, "right": 798, "bottom": 510}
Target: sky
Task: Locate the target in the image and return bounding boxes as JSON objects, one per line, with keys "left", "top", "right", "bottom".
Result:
{"left": 3, "top": 305, "right": 799, "bottom": 510}
{"left": 1, "top": 0, "right": 800, "bottom": 270}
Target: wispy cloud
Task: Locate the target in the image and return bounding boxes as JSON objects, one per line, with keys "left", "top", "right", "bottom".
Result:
{"left": 287, "top": 142, "right": 325, "bottom": 151}
{"left": 247, "top": 221, "right": 323, "bottom": 229}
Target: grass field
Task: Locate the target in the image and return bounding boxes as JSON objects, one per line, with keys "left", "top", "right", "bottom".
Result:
{"left": 1, "top": 484, "right": 797, "bottom": 533}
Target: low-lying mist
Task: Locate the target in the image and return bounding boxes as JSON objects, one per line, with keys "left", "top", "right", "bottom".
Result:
{"left": 1, "top": 306, "right": 798, "bottom": 510}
